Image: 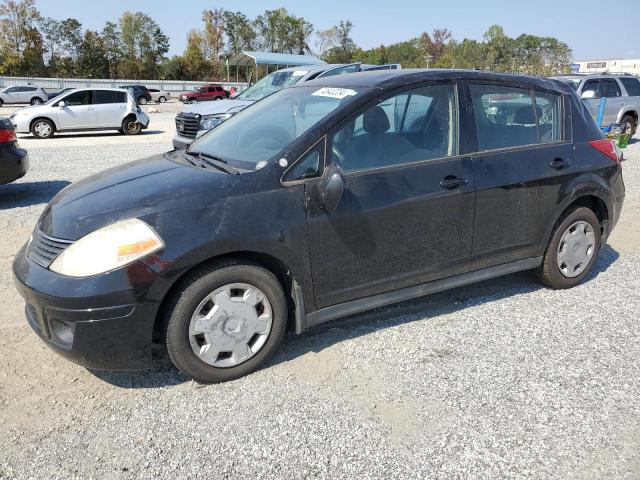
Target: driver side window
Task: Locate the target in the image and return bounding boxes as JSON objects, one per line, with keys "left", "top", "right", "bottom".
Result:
{"left": 331, "top": 84, "right": 458, "bottom": 173}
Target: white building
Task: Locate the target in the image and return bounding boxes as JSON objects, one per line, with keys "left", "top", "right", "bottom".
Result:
{"left": 574, "top": 59, "right": 640, "bottom": 76}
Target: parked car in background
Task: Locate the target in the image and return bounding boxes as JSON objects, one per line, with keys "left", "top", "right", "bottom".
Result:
{"left": 148, "top": 88, "right": 171, "bottom": 103}
{"left": 13, "top": 70, "right": 624, "bottom": 383}
{"left": 118, "top": 85, "right": 153, "bottom": 105}
{"left": 173, "top": 62, "right": 401, "bottom": 148}
{"left": 551, "top": 73, "right": 640, "bottom": 134}
{"left": 178, "top": 84, "right": 229, "bottom": 104}
{"left": 0, "top": 85, "right": 48, "bottom": 107}
{"left": 0, "top": 117, "right": 28, "bottom": 184}
{"left": 47, "top": 87, "right": 75, "bottom": 100}
{"left": 9, "top": 88, "right": 149, "bottom": 139}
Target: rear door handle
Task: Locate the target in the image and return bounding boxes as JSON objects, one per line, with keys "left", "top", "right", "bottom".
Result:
{"left": 550, "top": 158, "right": 571, "bottom": 169}
{"left": 439, "top": 176, "right": 468, "bottom": 190}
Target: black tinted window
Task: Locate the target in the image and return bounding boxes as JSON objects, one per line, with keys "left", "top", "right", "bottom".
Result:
{"left": 601, "top": 79, "right": 621, "bottom": 98}
{"left": 61, "top": 91, "right": 91, "bottom": 106}
{"left": 470, "top": 84, "right": 538, "bottom": 150}
{"left": 94, "top": 90, "right": 126, "bottom": 104}
{"left": 284, "top": 142, "right": 323, "bottom": 181}
{"left": 534, "top": 90, "right": 563, "bottom": 143}
{"left": 582, "top": 79, "right": 600, "bottom": 97}
{"left": 620, "top": 77, "right": 640, "bottom": 96}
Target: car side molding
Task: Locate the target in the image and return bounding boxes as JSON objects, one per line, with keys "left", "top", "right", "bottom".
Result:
{"left": 303, "top": 256, "right": 543, "bottom": 330}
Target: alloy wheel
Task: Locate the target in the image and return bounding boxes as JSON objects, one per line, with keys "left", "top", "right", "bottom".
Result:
{"left": 556, "top": 220, "right": 595, "bottom": 278}
{"left": 188, "top": 283, "right": 273, "bottom": 368}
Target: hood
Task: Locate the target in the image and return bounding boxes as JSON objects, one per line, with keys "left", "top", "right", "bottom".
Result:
{"left": 181, "top": 99, "right": 254, "bottom": 116}
{"left": 38, "top": 153, "right": 237, "bottom": 240}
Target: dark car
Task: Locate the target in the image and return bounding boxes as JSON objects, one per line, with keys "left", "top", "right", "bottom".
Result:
{"left": 13, "top": 70, "right": 625, "bottom": 383}
{"left": 0, "top": 117, "right": 28, "bottom": 184}
{"left": 118, "top": 85, "right": 152, "bottom": 105}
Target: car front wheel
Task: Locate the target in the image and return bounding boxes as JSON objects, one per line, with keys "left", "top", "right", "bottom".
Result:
{"left": 31, "top": 97, "right": 43, "bottom": 105}
{"left": 620, "top": 114, "right": 637, "bottom": 136}
{"left": 165, "top": 261, "right": 287, "bottom": 383}
{"left": 158, "top": 96, "right": 167, "bottom": 103}
{"left": 537, "top": 206, "right": 601, "bottom": 289}
{"left": 188, "top": 98, "right": 197, "bottom": 104}
{"left": 31, "top": 118, "right": 55, "bottom": 138}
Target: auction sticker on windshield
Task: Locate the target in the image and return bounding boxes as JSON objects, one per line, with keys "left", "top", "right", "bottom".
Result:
{"left": 292, "top": 71, "right": 308, "bottom": 77}
{"left": 312, "top": 88, "right": 358, "bottom": 99}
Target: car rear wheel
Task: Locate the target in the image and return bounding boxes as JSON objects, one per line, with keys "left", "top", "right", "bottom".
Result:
{"left": 158, "top": 96, "right": 167, "bottom": 103}
{"left": 536, "top": 207, "right": 601, "bottom": 289}
{"left": 165, "top": 261, "right": 287, "bottom": 383}
{"left": 620, "top": 114, "right": 637, "bottom": 136}
{"left": 0, "top": 98, "right": 3, "bottom": 107}
{"left": 30, "top": 118, "right": 55, "bottom": 139}
{"left": 122, "top": 118, "right": 142, "bottom": 135}
{"left": 30, "top": 97, "right": 43, "bottom": 105}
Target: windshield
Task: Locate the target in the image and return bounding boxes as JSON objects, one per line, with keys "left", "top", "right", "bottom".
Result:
{"left": 188, "top": 85, "right": 361, "bottom": 167}
{"left": 236, "top": 70, "right": 309, "bottom": 102}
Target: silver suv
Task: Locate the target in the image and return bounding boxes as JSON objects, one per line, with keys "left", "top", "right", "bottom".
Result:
{"left": 0, "top": 85, "right": 48, "bottom": 106}
{"left": 552, "top": 74, "right": 640, "bottom": 134}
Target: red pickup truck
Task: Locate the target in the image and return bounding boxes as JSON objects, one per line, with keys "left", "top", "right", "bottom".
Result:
{"left": 178, "top": 84, "right": 230, "bottom": 103}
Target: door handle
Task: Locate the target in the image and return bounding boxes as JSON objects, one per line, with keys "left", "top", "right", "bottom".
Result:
{"left": 550, "top": 158, "right": 571, "bottom": 169}
{"left": 439, "top": 176, "right": 468, "bottom": 190}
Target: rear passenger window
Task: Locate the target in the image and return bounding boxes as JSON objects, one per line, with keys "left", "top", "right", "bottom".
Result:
{"left": 331, "top": 84, "right": 457, "bottom": 172}
{"left": 600, "top": 79, "right": 621, "bottom": 98}
{"left": 620, "top": 77, "right": 640, "bottom": 96}
{"left": 470, "top": 84, "right": 539, "bottom": 150}
{"left": 534, "top": 90, "right": 562, "bottom": 143}
{"left": 94, "top": 90, "right": 126, "bottom": 104}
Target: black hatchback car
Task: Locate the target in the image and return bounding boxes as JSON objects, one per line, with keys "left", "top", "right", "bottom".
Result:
{"left": 14, "top": 70, "right": 625, "bottom": 383}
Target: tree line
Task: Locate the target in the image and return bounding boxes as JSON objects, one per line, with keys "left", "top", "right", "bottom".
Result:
{"left": 0, "top": 0, "right": 573, "bottom": 81}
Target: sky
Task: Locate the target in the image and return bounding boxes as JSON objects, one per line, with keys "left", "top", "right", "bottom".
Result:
{"left": 36, "top": 0, "right": 638, "bottom": 61}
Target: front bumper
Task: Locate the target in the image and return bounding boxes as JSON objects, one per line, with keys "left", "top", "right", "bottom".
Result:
{"left": 0, "top": 145, "right": 29, "bottom": 184}
{"left": 12, "top": 245, "right": 166, "bottom": 370}
{"left": 172, "top": 133, "right": 196, "bottom": 149}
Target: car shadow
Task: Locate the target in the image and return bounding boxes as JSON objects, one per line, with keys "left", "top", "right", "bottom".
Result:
{"left": 90, "top": 245, "right": 620, "bottom": 389}
{"left": 0, "top": 180, "right": 70, "bottom": 209}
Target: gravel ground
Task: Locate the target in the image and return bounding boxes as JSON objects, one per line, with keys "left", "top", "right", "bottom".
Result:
{"left": 0, "top": 108, "right": 639, "bottom": 479}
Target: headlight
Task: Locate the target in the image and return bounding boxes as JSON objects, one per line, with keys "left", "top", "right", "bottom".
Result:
{"left": 199, "top": 113, "right": 233, "bottom": 131}
{"left": 49, "top": 218, "right": 164, "bottom": 277}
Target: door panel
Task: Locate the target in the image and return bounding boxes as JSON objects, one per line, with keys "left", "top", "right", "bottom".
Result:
{"left": 56, "top": 91, "right": 97, "bottom": 129}
{"left": 306, "top": 158, "right": 475, "bottom": 308}
{"left": 305, "top": 82, "right": 474, "bottom": 308}
{"left": 94, "top": 90, "right": 127, "bottom": 128}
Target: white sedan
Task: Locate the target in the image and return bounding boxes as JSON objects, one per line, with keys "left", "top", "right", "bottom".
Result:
{"left": 9, "top": 88, "right": 150, "bottom": 139}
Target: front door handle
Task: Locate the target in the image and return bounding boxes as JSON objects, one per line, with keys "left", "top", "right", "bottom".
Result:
{"left": 439, "top": 176, "right": 468, "bottom": 190}
{"left": 550, "top": 158, "right": 571, "bottom": 169}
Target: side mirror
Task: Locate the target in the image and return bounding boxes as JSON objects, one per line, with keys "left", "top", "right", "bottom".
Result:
{"left": 58, "top": 101, "right": 67, "bottom": 108}
{"left": 319, "top": 163, "right": 345, "bottom": 215}
{"left": 581, "top": 90, "right": 596, "bottom": 99}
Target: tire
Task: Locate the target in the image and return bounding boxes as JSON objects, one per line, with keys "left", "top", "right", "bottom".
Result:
{"left": 536, "top": 207, "right": 601, "bottom": 289}
{"left": 30, "top": 118, "right": 55, "bottom": 139}
{"left": 620, "top": 114, "right": 637, "bottom": 136}
{"left": 30, "top": 97, "right": 43, "bottom": 106}
{"left": 188, "top": 98, "right": 197, "bottom": 104}
{"left": 214, "top": 97, "right": 221, "bottom": 101}
{"left": 122, "top": 118, "right": 142, "bottom": 135}
{"left": 0, "top": 98, "right": 4, "bottom": 107}
{"left": 158, "top": 96, "right": 167, "bottom": 103}
{"left": 165, "top": 261, "right": 287, "bottom": 383}
{"left": 137, "top": 96, "right": 147, "bottom": 105}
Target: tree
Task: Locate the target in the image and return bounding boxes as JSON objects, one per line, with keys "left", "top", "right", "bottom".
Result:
{"left": 101, "top": 21, "right": 122, "bottom": 78}
{"left": 59, "top": 18, "right": 82, "bottom": 60}
{"left": 325, "top": 20, "right": 356, "bottom": 63}
{"left": 162, "top": 55, "right": 187, "bottom": 80}
{"left": 118, "top": 11, "right": 168, "bottom": 78}
{"left": 0, "top": 0, "right": 40, "bottom": 57}
{"left": 183, "top": 29, "right": 208, "bottom": 80}
{"left": 222, "top": 10, "right": 255, "bottom": 54}
{"left": 254, "top": 8, "right": 313, "bottom": 54}
{"left": 38, "top": 17, "right": 63, "bottom": 71}
{"left": 21, "top": 25, "right": 44, "bottom": 75}
{"left": 314, "top": 27, "right": 338, "bottom": 59}
{"left": 77, "top": 30, "right": 109, "bottom": 77}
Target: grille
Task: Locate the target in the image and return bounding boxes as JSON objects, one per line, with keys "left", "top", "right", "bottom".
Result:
{"left": 27, "top": 230, "right": 73, "bottom": 268}
{"left": 175, "top": 112, "right": 200, "bottom": 139}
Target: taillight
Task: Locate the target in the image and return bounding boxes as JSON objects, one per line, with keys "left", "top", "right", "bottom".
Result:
{"left": 589, "top": 139, "right": 621, "bottom": 164}
{"left": 0, "top": 129, "right": 17, "bottom": 143}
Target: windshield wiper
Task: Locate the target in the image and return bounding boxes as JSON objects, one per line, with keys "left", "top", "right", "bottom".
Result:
{"left": 185, "top": 151, "right": 240, "bottom": 175}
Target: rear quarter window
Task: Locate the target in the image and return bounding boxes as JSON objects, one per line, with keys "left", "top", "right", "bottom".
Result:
{"left": 620, "top": 77, "right": 640, "bottom": 96}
